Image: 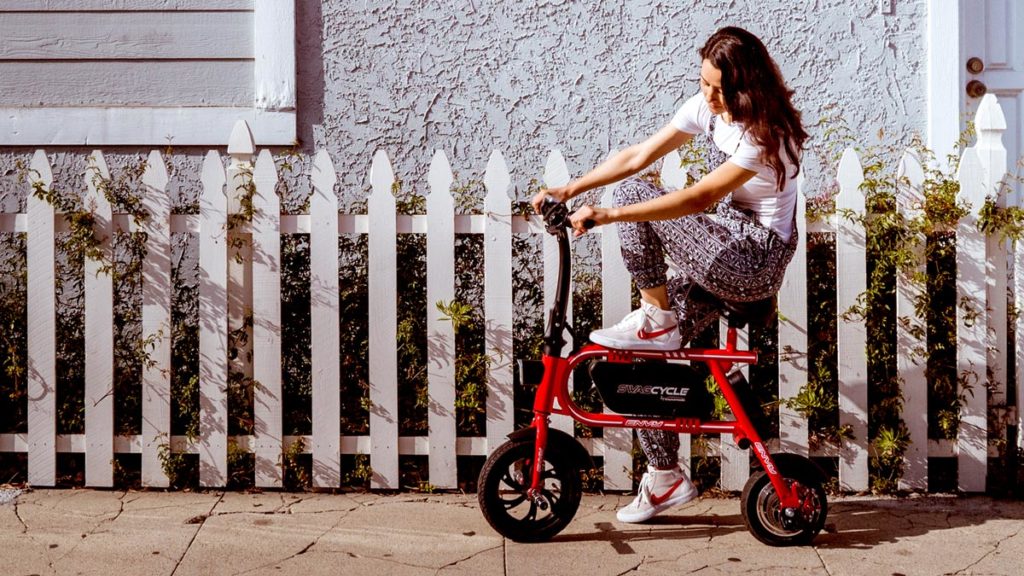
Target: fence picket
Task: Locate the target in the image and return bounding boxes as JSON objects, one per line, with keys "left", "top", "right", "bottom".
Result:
{"left": 976, "top": 95, "right": 1009, "bottom": 414}
{"left": 835, "top": 147, "right": 869, "bottom": 492}
{"left": 141, "top": 149, "right": 171, "bottom": 487}
{"left": 956, "top": 147, "right": 988, "bottom": 492}
{"left": 897, "top": 149, "right": 928, "bottom": 491}
{"left": 26, "top": 150, "right": 56, "bottom": 487}
{"left": 310, "top": 150, "right": 341, "bottom": 487}
{"left": 252, "top": 149, "right": 283, "bottom": 488}
{"left": 199, "top": 149, "right": 228, "bottom": 487}
{"left": 426, "top": 150, "right": 457, "bottom": 489}
{"left": 226, "top": 121, "right": 255, "bottom": 483}
{"left": 83, "top": 150, "right": 114, "bottom": 487}
{"left": 483, "top": 150, "right": 514, "bottom": 455}
{"left": 719, "top": 319, "right": 750, "bottom": 492}
{"left": 368, "top": 150, "right": 399, "bottom": 489}
{"left": 543, "top": 150, "right": 574, "bottom": 436}
{"left": 778, "top": 175, "right": 809, "bottom": 455}
{"left": 600, "top": 151, "right": 631, "bottom": 491}
{"left": 660, "top": 150, "right": 694, "bottom": 476}
{"left": 1018, "top": 232, "right": 1024, "bottom": 449}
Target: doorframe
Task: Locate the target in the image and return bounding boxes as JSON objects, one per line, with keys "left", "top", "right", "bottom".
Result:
{"left": 927, "top": 0, "right": 962, "bottom": 163}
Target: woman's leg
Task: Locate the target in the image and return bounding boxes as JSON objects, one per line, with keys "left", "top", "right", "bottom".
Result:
{"left": 611, "top": 177, "right": 796, "bottom": 469}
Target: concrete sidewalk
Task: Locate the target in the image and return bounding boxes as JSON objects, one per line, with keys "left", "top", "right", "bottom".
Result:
{"left": 2, "top": 488, "right": 1023, "bottom": 576}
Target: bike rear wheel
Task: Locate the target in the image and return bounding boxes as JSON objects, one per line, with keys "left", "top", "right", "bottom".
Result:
{"left": 478, "top": 437, "right": 582, "bottom": 542}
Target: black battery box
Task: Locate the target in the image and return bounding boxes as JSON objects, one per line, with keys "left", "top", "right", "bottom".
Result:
{"left": 588, "top": 360, "right": 711, "bottom": 419}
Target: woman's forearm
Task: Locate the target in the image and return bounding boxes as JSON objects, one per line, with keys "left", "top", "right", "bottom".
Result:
{"left": 564, "top": 145, "right": 649, "bottom": 199}
{"left": 610, "top": 186, "right": 713, "bottom": 222}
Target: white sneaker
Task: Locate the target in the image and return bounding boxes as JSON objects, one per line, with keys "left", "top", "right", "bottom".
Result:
{"left": 616, "top": 465, "right": 698, "bottom": 523}
{"left": 590, "top": 301, "right": 681, "bottom": 351}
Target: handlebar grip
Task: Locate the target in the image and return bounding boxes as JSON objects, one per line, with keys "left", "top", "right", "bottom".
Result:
{"left": 582, "top": 219, "right": 595, "bottom": 230}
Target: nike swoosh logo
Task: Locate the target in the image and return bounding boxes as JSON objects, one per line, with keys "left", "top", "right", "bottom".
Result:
{"left": 649, "top": 477, "right": 685, "bottom": 506}
{"left": 637, "top": 325, "right": 677, "bottom": 340}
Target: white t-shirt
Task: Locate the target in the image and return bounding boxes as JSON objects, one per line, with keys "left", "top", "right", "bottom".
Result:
{"left": 670, "top": 93, "right": 798, "bottom": 243}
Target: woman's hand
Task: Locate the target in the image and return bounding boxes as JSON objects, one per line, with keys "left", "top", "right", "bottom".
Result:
{"left": 531, "top": 186, "right": 573, "bottom": 214}
{"left": 568, "top": 205, "right": 614, "bottom": 237}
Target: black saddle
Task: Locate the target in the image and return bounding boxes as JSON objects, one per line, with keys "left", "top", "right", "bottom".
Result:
{"left": 689, "top": 285, "right": 777, "bottom": 329}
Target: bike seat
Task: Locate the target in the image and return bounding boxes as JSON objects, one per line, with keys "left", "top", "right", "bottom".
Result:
{"left": 688, "top": 285, "right": 776, "bottom": 329}
{"left": 720, "top": 296, "right": 776, "bottom": 329}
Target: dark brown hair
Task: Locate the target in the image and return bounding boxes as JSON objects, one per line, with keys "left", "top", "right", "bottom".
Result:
{"left": 700, "top": 26, "right": 807, "bottom": 190}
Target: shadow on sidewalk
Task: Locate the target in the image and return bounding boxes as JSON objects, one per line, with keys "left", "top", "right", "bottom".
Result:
{"left": 552, "top": 513, "right": 748, "bottom": 553}
{"left": 815, "top": 497, "right": 1024, "bottom": 549}
{"left": 545, "top": 497, "right": 1024, "bottom": 551}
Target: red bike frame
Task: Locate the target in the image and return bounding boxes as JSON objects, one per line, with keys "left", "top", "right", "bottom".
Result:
{"left": 526, "top": 327, "right": 800, "bottom": 510}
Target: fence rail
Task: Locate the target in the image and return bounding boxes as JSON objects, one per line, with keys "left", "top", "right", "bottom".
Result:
{"left": 1, "top": 94, "right": 1020, "bottom": 492}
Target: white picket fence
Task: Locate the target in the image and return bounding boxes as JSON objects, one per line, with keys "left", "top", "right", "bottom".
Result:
{"left": 0, "top": 94, "right": 1020, "bottom": 493}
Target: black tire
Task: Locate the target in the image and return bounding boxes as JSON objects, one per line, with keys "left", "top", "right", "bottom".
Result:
{"left": 740, "top": 469, "right": 828, "bottom": 546}
{"left": 477, "top": 437, "right": 582, "bottom": 542}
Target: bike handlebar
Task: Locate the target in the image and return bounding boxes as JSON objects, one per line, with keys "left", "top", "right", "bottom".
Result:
{"left": 540, "top": 200, "right": 595, "bottom": 234}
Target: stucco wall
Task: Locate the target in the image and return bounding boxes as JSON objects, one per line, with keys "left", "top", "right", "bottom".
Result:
{"left": 313, "top": 0, "right": 927, "bottom": 204}
{"left": 1, "top": 0, "right": 927, "bottom": 209}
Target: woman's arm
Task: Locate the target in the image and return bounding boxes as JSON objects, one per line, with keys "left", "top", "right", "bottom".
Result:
{"left": 567, "top": 160, "right": 757, "bottom": 235}
{"left": 531, "top": 124, "right": 693, "bottom": 212}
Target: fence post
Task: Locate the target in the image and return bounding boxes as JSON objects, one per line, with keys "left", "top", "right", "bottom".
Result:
{"left": 778, "top": 172, "right": 809, "bottom": 455}
{"left": 897, "top": 149, "right": 928, "bottom": 491}
{"left": 252, "top": 149, "right": 283, "bottom": 487}
{"left": 483, "top": 150, "right": 514, "bottom": 454}
{"left": 310, "top": 150, "right": 341, "bottom": 487}
{"left": 426, "top": 150, "right": 457, "bottom": 489}
{"left": 543, "top": 150, "right": 574, "bottom": 436}
{"left": 956, "top": 146, "right": 988, "bottom": 492}
{"left": 368, "top": 150, "right": 399, "bottom": 489}
{"left": 83, "top": 151, "right": 114, "bottom": 488}
{"left": 141, "top": 149, "right": 171, "bottom": 487}
{"left": 600, "top": 151, "right": 631, "bottom": 491}
{"left": 975, "top": 95, "right": 1009, "bottom": 434}
{"left": 199, "top": 149, "right": 228, "bottom": 487}
{"left": 836, "top": 147, "right": 869, "bottom": 492}
{"left": 26, "top": 150, "right": 56, "bottom": 487}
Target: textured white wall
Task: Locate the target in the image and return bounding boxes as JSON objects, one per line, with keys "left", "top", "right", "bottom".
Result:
{"left": 0, "top": 0, "right": 926, "bottom": 209}
{"left": 313, "top": 0, "right": 927, "bottom": 202}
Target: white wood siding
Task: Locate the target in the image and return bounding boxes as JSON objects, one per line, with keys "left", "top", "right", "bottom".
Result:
{"left": 0, "top": 1, "right": 293, "bottom": 145}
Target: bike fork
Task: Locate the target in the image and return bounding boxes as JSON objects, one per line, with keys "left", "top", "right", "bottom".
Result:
{"left": 708, "top": 360, "right": 800, "bottom": 509}
{"left": 527, "top": 356, "right": 565, "bottom": 503}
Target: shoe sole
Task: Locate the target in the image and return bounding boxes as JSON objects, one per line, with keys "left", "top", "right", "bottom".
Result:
{"left": 589, "top": 332, "right": 681, "bottom": 351}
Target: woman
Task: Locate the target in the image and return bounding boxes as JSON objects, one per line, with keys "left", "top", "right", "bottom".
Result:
{"left": 531, "top": 26, "right": 807, "bottom": 523}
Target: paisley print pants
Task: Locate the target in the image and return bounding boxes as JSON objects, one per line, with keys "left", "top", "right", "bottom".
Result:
{"left": 613, "top": 177, "right": 798, "bottom": 469}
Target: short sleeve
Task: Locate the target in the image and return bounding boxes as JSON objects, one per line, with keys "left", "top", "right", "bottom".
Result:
{"left": 670, "top": 93, "right": 711, "bottom": 135}
{"left": 728, "top": 136, "right": 764, "bottom": 172}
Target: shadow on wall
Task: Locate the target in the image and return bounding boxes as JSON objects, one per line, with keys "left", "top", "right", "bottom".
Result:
{"left": 296, "top": 1, "right": 325, "bottom": 153}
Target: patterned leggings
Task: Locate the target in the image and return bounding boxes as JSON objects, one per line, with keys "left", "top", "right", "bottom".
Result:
{"left": 613, "top": 177, "right": 797, "bottom": 468}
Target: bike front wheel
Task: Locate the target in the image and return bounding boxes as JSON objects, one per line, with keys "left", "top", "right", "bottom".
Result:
{"left": 740, "top": 469, "right": 828, "bottom": 546}
{"left": 478, "top": 437, "right": 582, "bottom": 542}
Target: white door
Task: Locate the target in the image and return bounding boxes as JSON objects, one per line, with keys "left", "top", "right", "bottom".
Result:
{"left": 962, "top": 0, "right": 1023, "bottom": 197}
{"left": 960, "top": 0, "right": 1024, "bottom": 453}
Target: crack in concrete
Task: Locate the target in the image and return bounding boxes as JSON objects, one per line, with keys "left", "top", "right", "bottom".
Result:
{"left": 230, "top": 503, "right": 363, "bottom": 575}
{"left": 170, "top": 492, "right": 224, "bottom": 576}
{"left": 952, "top": 524, "right": 1024, "bottom": 575}
{"left": 13, "top": 500, "right": 28, "bottom": 534}
{"left": 432, "top": 543, "right": 502, "bottom": 575}
{"left": 814, "top": 545, "right": 834, "bottom": 576}
{"left": 50, "top": 490, "right": 130, "bottom": 567}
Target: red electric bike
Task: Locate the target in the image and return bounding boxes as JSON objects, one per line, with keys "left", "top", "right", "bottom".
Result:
{"left": 477, "top": 201, "right": 828, "bottom": 546}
